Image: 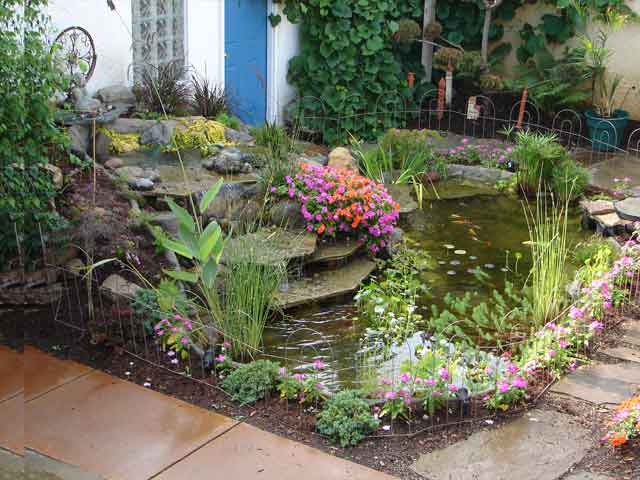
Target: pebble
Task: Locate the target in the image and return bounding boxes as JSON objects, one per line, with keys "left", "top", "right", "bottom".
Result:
{"left": 469, "top": 255, "right": 478, "bottom": 260}
{"left": 444, "top": 244, "right": 455, "bottom": 250}
{"left": 484, "top": 263, "right": 495, "bottom": 269}
{"left": 450, "top": 260, "right": 461, "bottom": 266}
{"left": 447, "top": 270, "right": 456, "bottom": 276}
{"left": 438, "top": 260, "right": 447, "bottom": 265}
{"left": 454, "top": 250, "right": 467, "bottom": 255}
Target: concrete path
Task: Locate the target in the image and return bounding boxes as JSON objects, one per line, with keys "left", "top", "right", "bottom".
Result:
{"left": 0, "top": 346, "right": 393, "bottom": 480}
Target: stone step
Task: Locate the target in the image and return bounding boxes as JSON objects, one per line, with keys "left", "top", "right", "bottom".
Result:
{"left": 274, "top": 257, "right": 376, "bottom": 310}
{"left": 615, "top": 197, "right": 640, "bottom": 222}
{"left": 305, "top": 238, "right": 362, "bottom": 266}
{"left": 600, "top": 346, "right": 640, "bottom": 363}
{"left": 221, "top": 227, "right": 317, "bottom": 266}
{"left": 550, "top": 362, "right": 640, "bottom": 405}
{"left": 411, "top": 409, "right": 591, "bottom": 480}
{"left": 621, "top": 321, "right": 640, "bottom": 347}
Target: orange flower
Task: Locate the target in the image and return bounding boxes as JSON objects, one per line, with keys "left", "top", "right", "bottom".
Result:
{"left": 610, "top": 433, "right": 628, "bottom": 447}
{"left": 317, "top": 224, "right": 326, "bottom": 234}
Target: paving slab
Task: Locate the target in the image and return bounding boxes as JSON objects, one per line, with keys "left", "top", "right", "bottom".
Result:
{"left": 588, "top": 155, "right": 640, "bottom": 191}
{"left": 155, "top": 422, "right": 394, "bottom": 480}
{"left": 222, "top": 227, "right": 317, "bottom": 266}
{"left": 564, "top": 472, "right": 616, "bottom": 480}
{"left": 0, "top": 448, "right": 23, "bottom": 479}
{"left": 274, "top": 257, "right": 376, "bottom": 309}
{"left": 0, "top": 346, "right": 23, "bottom": 402}
{"left": 0, "top": 393, "right": 24, "bottom": 455}
{"left": 25, "top": 370, "right": 237, "bottom": 480}
{"left": 306, "top": 238, "right": 362, "bottom": 266}
{"left": 411, "top": 409, "right": 591, "bottom": 480}
{"left": 24, "top": 346, "right": 93, "bottom": 401}
{"left": 550, "top": 362, "right": 640, "bottom": 405}
{"left": 580, "top": 199, "right": 616, "bottom": 216}
{"left": 621, "top": 321, "right": 640, "bottom": 347}
{"left": 601, "top": 346, "right": 640, "bottom": 363}
{"left": 615, "top": 196, "right": 640, "bottom": 222}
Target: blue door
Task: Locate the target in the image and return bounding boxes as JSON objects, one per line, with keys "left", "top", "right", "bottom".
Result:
{"left": 224, "top": 0, "right": 268, "bottom": 126}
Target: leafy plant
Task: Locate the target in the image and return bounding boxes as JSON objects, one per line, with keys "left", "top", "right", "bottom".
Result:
{"left": 215, "top": 112, "right": 241, "bottom": 130}
{"left": 252, "top": 122, "right": 292, "bottom": 160}
{"left": 163, "top": 118, "right": 226, "bottom": 157}
{"left": 551, "top": 158, "right": 591, "bottom": 203}
{"left": 316, "top": 390, "right": 379, "bottom": 447}
{"left": 190, "top": 74, "right": 229, "bottom": 118}
{"left": 133, "top": 59, "right": 191, "bottom": 115}
{"left": 512, "top": 131, "right": 568, "bottom": 197}
{"left": 221, "top": 360, "right": 281, "bottom": 404}
{"left": 604, "top": 395, "right": 640, "bottom": 447}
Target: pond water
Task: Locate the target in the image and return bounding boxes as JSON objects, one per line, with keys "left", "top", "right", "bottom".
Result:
{"left": 263, "top": 187, "right": 587, "bottom": 388}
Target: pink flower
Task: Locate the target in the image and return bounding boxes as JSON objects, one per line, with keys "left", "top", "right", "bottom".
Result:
{"left": 569, "top": 306, "right": 584, "bottom": 320}
{"left": 379, "top": 377, "right": 392, "bottom": 386}
{"left": 170, "top": 358, "right": 179, "bottom": 365}
{"left": 425, "top": 378, "right": 436, "bottom": 386}
{"left": 167, "top": 351, "right": 175, "bottom": 357}
{"left": 498, "top": 381, "right": 510, "bottom": 394}
{"left": 589, "top": 321, "right": 604, "bottom": 331}
{"left": 313, "top": 359, "right": 326, "bottom": 370}
{"left": 385, "top": 391, "right": 398, "bottom": 400}
{"left": 278, "top": 367, "right": 287, "bottom": 376}
{"left": 399, "top": 373, "right": 411, "bottom": 383}
{"left": 223, "top": 340, "right": 231, "bottom": 349}
{"left": 215, "top": 354, "right": 225, "bottom": 363}
{"left": 512, "top": 376, "right": 527, "bottom": 389}
{"left": 448, "top": 384, "right": 458, "bottom": 393}
{"left": 547, "top": 349, "right": 556, "bottom": 359}
{"left": 438, "top": 367, "right": 450, "bottom": 380}
{"left": 559, "top": 339, "right": 569, "bottom": 349}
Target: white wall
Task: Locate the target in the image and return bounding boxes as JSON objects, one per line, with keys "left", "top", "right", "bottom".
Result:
{"left": 47, "top": 0, "right": 301, "bottom": 123}
{"left": 48, "top": 0, "right": 134, "bottom": 92}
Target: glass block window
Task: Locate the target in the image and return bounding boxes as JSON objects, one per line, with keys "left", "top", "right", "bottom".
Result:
{"left": 132, "top": 0, "right": 185, "bottom": 75}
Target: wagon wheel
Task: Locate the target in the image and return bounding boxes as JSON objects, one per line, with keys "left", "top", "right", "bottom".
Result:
{"left": 52, "top": 26, "right": 97, "bottom": 89}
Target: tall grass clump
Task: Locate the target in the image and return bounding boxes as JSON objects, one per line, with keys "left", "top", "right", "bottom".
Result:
{"left": 190, "top": 73, "right": 229, "bottom": 118}
{"left": 524, "top": 188, "right": 571, "bottom": 328}
{"left": 133, "top": 60, "right": 191, "bottom": 115}
{"left": 513, "top": 131, "right": 565, "bottom": 197}
{"left": 218, "top": 240, "right": 285, "bottom": 360}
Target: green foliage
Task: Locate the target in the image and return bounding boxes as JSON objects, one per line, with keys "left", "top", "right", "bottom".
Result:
{"left": 433, "top": 47, "right": 464, "bottom": 71}
{"left": 131, "top": 280, "right": 190, "bottom": 334}
{"left": 164, "top": 119, "right": 226, "bottom": 157}
{"left": 215, "top": 112, "right": 241, "bottom": 130}
{"left": 551, "top": 158, "right": 591, "bottom": 203}
{"left": 427, "top": 281, "right": 533, "bottom": 350}
{"left": 394, "top": 19, "right": 421, "bottom": 44}
{"left": 221, "top": 360, "right": 281, "bottom": 405}
{"left": 251, "top": 122, "right": 292, "bottom": 160}
{"left": 512, "top": 131, "right": 568, "bottom": 196}
{"left": 190, "top": 74, "right": 229, "bottom": 118}
{"left": 574, "top": 238, "right": 615, "bottom": 285}
{"left": 316, "top": 390, "right": 379, "bottom": 447}
{"left": 133, "top": 59, "right": 191, "bottom": 115}
{"left": 283, "top": 0, "right": 416, "bottom": 143}
{"left": 99, "top": 128, "right": 142, "bottom": 154}
{"left": 0, "top": 1, "right": 70, "bottom": 269}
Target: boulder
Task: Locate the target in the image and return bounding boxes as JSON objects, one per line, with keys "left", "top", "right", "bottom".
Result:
{"left": 94, "top": 131, "right": 113, "bottom": 162}
{"left": 68, "top": 124, "right": 90, "bottom": 157}
{"left": 95, "top": 85, "right": 136, "bottom": 105}
{"left": 580, "top": 199, "right": 615, "bottom": 216}
{"left": 203, "top": 182, "right": 260, "bottom": 222}
{"left": 204, "top": 147, "right": 253, "bottom": 174}
{"left": 327, "top": 147, "right": 357, "bottom": 171}
{"left": 224, "top": 126, "right": 253, "bottom": 145}
{"left": 386, "top": 226, "right": 405, "bottom": 256}
{"left": 446, "top": 164, "right": 514, "bottom": 183}
{"left": 101, "top": 274, "right": 141, "bottom": 300}
{"left": 107, "top": 118, "right": 156, "bottom": 134}
{"left": 139, "top": 121, "right": 174, "bottom": 146}
{"left": 269, "top": 199, "right": 305, "bottom": 229}
{"left": 615, "top": 197, "right": 640, "bottom": 222}
{"left": 104, "top": 157, "right": 124, "bottom": 170}
{"left": 128, "top": 178, "right": 155, "bottom": 191}
{"left": 116, "top": 166, "right": 144, "bottom": 180}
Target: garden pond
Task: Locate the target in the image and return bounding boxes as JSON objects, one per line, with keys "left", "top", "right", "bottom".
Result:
{"left": 262, "top": 187, "right": 587, "bottom": 389}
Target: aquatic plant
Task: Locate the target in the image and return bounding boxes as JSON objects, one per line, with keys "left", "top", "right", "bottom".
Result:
{"left": 273, "top": 163, "right": 400, "bottom": 253}
{"left": 316, "top": 390, "right": 380, "bottom": 447}
{"left": 221, "top": 360, "right": 281, "bottom": 405}
{"left": 524, "top": 191, "right": 571, "bottom": 328}
{"left": 251, "top": 122, "right": 293, "bottom": 160}
{"left": 603, "top": 395, "right": 640, "bottom": 447}
{"left": 512, "top": 131, "right": 567, "bottom": 196}
{"left": 218, "top": 240, "right": 286, "bottom": 361}
{"left": 551, "top": 158, "right": 591, "bottom": 203}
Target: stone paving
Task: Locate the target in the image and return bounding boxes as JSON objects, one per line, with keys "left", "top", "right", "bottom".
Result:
{"left": 588, "top": 155, "right": 640, "bottom": 193}
{"left": 0, "top": 346, "right": 393, "bottom": 480}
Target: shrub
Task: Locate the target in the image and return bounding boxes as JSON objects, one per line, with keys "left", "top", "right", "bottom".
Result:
{"left": 513, "top": 131, "right": 568, "bottom": 196}
{"left": 164, "top": 118, "right": 226, "bottom": 157}
{"left": 252, "top": 122, "right": 292, "bottom": 160}
{"left": 191, "top": 74, "right": 228, "bottom": 118}
{"left": 215, "top": 112, "right": 241, "bottom": 130}
{"left": 221, "top": 360, "right": 281, "bottom": 405}
{"left": 273, "top": 164, "right": 400, "bottom": 254}
{"left": 316, "top": 390, "right": 379, "bottom": 447}
{"left": 133, "top": 60, "right": 191, "bottom": 115}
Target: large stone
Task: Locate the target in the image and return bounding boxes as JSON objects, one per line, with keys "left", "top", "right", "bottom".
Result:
{"left": 224, "top": 126, "right": 253, "bottom": 145}
{"left": 386, "top": 184, "right": 418, "bottom": 214}
{"left": 446, "top": 164, "right": 515, "bottom": 183}
{"left": 115, "top": 166, "right": 144, "bottom": 180}
{"left": 565, "top": 473, "right": 616, "bottom": 480}
{"left": 94, "top": 131, "right": 113, "bottom": 162}
{"left": 202, "top": 182, "right": 259, "bottom": 220}
{"left": 100, "top": 274, "right": 141, "bottom": 300}
{"left": 96, "top": 85, "right": 136, "bottom": 105}
{"left": 411, "top": 409, "right": 591, "bottom": 480}
{"left": 269, "top": 199, "right": 305, "bottom": 229}
{"left": 306, "top": 237, "right": 362, "bottom": 266}
{"left": 328, "top": 147, "right": 357, "bottom": 171}
{"left": 592, "top": 212, "right": 632, "bottom": 236}
{"left": 621, "top": 321, "right": 640, "bottom": 347}
{"left": 107, "top": 118, "right": 156, "bottom": 134}
{"left": 72, "top": 87, "right": 102, "bottom": 112}
{"left": 128, "top": 178, "right": 155, "bottom": 191}
{"left": 140, "top": 121, "right": 175, "bottom": 146}
{"left": 601, "top": 346, "right": 640, "bottom": 363}
{"left": 68, "top": 124, "right": 90, "bottom": 157}
{"left": 615, "top": 196, "right": 640, "bottom": 222}
{"left": 104, "top": 157, "right": 124, "bottom": 170}
{"left": 550, "top": 362, "right": 640, "bottom": 405}
{"left": 579, "top": 199, "right": 615, "bottom": 216}
{"left": 274, "top": 257, "right": 376, "bottom": 310}
{"left": 205, "top": 148, "right": 252, "bottom": 174}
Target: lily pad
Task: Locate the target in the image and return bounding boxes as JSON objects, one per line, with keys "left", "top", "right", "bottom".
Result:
{"left": 444, "top": 244, "right": 455, "bottom": 250}
{"left": 447, "top": 270, "right": 457, "bottom": 276}
{"left": 454, "top": 250, "right": 467, "bottom": 255}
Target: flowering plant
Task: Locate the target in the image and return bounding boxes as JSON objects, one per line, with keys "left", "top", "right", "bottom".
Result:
{"left": 154, "top": 314, "right": 193, "bottom": 362}
{"left": 612, "top": 177, "right": 632, "bottom": 198}
{"left": 603, "top": 395, "right": 640, "bottom": 447}
{"left": 276, "top": 360, "right": 329, "bottom": 405}
{"left": 445, "top": 137, "right": 513, "bottom": 169}
{"left": 273, "top": 163, "right": 400, "bottom": 253}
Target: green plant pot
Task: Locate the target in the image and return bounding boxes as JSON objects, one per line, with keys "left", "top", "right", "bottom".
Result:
{"left": 584, "top": 110, "right": 629, "bottom": 151}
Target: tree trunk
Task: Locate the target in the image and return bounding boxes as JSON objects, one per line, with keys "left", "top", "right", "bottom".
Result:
{"left": 481, "top": 6, "right": 492, "bottom": 72}
{"left": 421, "top": 0, "right": 437, "bottom": 82}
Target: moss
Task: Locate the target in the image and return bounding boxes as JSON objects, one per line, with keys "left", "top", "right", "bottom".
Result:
{"left": 99, "top": 128, "right": 142, "bottom": 155}
{"left": 164, "top": 118, "right": 227, "bottom": 157}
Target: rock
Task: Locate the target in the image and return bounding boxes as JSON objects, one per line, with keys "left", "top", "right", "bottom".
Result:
{"left": 386, "top": 184, "right": 418, "bottom": 214}
{"left": 104, "top": 157, "right": 124, "bottom": 170}
{"left": 94, "top": 131, "right": 113, "bottom": 162}
{"left": 203, "top": 182, "right": 260, "bottom": 222}
{"left": 327, "top": 147, "right": 357, "bottom": 171}
{"left": 128, "top": 178, "right": 155, "bottom": 191}
{"left": 550, "top": 362, "right": 640, "bottom": 405}
{"left": 592, "top": 212, "right": 632, "bottom": 236}
{"left": 116, "top": 166, "right": 144, "bottom": 180}
{"left": 149, "top": 212, "right": 179, "bottom": 236}
{"left": 101, "top": 274, "right": 141, "bottom": 300}
{"left": 615, "top": 196, "right": 640, "bottom": 222}
{"left": 224, "top": 127, "right": 253, "bottom": 145}
{"left": 65, "top": 258, "right": 84, "bottom": 276}
{"left": 386, "top": 226, "right": 404, "bottom": 256}
{"left": 42, "top": 164, "right": 63, "bottom": 189}
{"left": 269, "top": 199, "right": 305, "bottom": 229}
{"left": 411, "top": 409, "right": 591, "bottom": 480}
{"left": 422, "top": 171, "right": 441, "bottom": 184}
{"left": 71, "top": 87, "right": 102, "bottom": 112}
{"left": 139, "top": 121, "right": 175, "bottom": 146}
{"left": 95, "top": 85, "right": 136, "bottom": 105}
{"left": 446, "top": 164, "right": 514, "bottom": 183}
{"left": 107, "top": 118, "right": 156, "bottom": 134}
{"left": 116, "top": 166, "right": 160, "bottom": 185}
{"left": 579, "top": 199, "right": 615, "bottom": 216}
{"left": 205, "top": 148, "right": 253, "bottom": 174}
{"left": 68, "top": 124, "right": 90, "bottom": 157}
